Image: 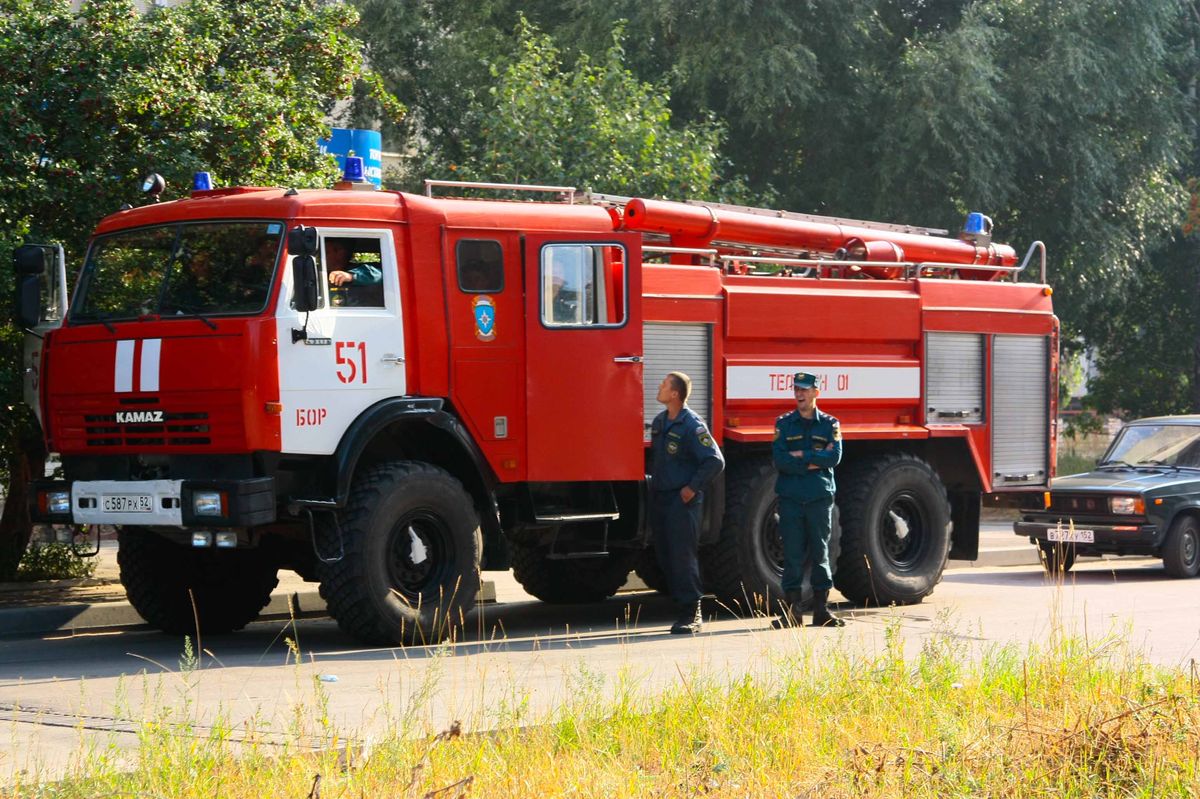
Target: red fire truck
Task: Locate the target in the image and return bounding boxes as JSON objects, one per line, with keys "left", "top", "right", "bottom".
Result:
{"left": 16, "top": 167, "right": 1056, "bottom": 645}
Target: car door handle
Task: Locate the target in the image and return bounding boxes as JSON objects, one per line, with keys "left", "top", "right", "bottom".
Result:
{"left": 381, "top": 353, "right": 405, "bottom": 364}
{"left": 613, "top": 355, "right": 643, "bottom": 363}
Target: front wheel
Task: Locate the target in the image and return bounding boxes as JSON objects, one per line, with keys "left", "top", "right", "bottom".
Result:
{"left": 1162, "top": 515, "right": 1200, "bottom": 578}
{"left": 118, "top": 529, "right": 279, "bottom": 635}
{"left": 835, "top": 453, "right": 951, "bottom": 606}
{"left": 316, "top": 461, "right": 482, "bottom": 645}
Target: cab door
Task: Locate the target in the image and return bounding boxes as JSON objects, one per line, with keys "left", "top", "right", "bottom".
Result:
{"left": 524, "top": 233, "right": 643, "bottom": 481}
{"left": 276, "top": 227, "right": 406, "bottom": 455}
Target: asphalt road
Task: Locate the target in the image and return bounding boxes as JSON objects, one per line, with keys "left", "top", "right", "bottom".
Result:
{"left": 2, "top": 542, "right": 1198, "bottom": 782}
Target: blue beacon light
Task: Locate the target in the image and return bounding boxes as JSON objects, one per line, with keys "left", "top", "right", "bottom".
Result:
{"left": 964, "top": 212, "right": 990, "bottom": 235}
{"left": 193, "top": 171, "right": 213, "bottom": 191}
{"left": 342, "top": 155, "right": 366, "bottom": 183}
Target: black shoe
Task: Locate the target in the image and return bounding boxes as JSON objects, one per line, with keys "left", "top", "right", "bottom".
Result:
{"left": 809, "top": 589, "right": 846, "bottom": 627}
{"left": 771, "top": 590, "right": 805, "bottom": 629}
{"left": 670, "top": 600, "right": 702, "bottom": 634}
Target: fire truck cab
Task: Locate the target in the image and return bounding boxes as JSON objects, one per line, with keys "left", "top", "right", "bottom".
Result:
{"left": 18, "top": 170, "right": 1056, "bottom": 645}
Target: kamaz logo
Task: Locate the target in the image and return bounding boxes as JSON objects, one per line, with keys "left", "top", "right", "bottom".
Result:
{"left": 115, "top": 411, "right": 164, "bottom": 424}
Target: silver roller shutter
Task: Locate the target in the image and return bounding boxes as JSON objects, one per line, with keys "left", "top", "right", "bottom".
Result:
{"left": 925, "top": 332, "right": 984, "bottom": 424}
{"left": 643, "top": 323, "right": 713, "bottom": 439}
{"left": 991, "top": 334, "right": 1050, "bottom": 487}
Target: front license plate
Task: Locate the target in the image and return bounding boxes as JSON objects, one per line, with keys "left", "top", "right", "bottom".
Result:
{"left": 102, "top": 495, "right": 153, "bottom": 513}
{"left": 1048, "top": 526, "right": 1094, "bottom": 543}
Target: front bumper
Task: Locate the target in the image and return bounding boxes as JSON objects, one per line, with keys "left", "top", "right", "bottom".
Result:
{"left": 1014, "top": 519, "right": 1159, "bottom": 554}
{"left": 32, "top": 477, "right": 276, "bottom": 528}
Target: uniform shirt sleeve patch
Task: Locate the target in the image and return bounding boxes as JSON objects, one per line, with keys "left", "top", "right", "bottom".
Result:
{"left": 699, "top": 433, "right": 713, "bottom": 448}
{"left": 833, "top": 424, "right": 842, "bottom": 441}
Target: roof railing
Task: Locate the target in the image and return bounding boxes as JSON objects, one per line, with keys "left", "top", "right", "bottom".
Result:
{"left": 424, "top": 179, "right": 577, "bottom": 203}
{"left": 1015, "top": 241, "right": 1047, "bottom": 284}
{"left": 717, "top": 254, "right": 1039, "bottom": 282}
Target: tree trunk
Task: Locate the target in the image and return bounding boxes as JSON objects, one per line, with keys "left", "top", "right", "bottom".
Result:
{"left": 0, "top": 433, "right": 46, "bottom": 581}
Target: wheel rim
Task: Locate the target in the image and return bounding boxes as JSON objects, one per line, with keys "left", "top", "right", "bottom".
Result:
{"left": 759, "top": 501, "right": 785, "bottom": 577}
{"left": 1184, "top": 530, "right": 1198, "bottom": 568}
{"left": 879, "top": 492, "right": 929, "bottom": 570}
{"left": 386, "top": 510, "right": 454, "bottom": 603}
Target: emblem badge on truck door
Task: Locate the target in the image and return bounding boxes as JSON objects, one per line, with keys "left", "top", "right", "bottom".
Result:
{"left": 473, "top": 296, "right": 496, "bottom": 342}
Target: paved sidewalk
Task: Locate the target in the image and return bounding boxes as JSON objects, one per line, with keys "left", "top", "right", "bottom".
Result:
{"left": 0, "top": 522, "right": 1050, "bottom": 638}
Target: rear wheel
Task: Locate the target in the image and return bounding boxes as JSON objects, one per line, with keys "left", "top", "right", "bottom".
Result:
{"left": 316, "top": 461, "right": 482, "bottom": 645}
{"left": 835, "top": 453, "right": 951, "bottom": 606}
{"left": 510, "top": 539, "right": 636, "bottom": 603}
{"left": 1036, "top": 540, "right": 1077, "bottom": 574}
{"left": 118, "top": 528, "right": 278, "bottom": 635}
{"left": 1162, "top": 515, "right": 1200, "bottom": 578}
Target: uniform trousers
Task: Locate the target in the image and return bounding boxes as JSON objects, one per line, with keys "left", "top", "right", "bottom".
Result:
{"left": 649, "top": 490, "right": 704, "bottom": 605}
{"left": 779, "top": 496, "right": 835, "bottom": 592}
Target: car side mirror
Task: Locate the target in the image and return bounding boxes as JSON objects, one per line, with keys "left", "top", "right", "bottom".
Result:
{"left": 288, "top": 226, "right": 318, "bottom": 256}
{"left": 13, "top": 244, "right": 47, "bottom": 328}
{"left": 292, "top": 254, "right": 318, "bottom": 312}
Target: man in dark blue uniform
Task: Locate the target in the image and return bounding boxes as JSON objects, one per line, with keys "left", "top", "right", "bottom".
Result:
{"left": 773, "top": 372, "right": 845, "bottom": 627}
{"left": 649, "top": 371, "right": 725, "bottom": 634}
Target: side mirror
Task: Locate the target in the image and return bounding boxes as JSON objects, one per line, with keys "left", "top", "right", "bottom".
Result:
{"left": 15, "top": 244, "right": 46, "bottom": 276}
{"left": 292, "top": 254, "right": 318, "bottom": 312}
{"left": 13, "top": 245, "right": 47, "bottom": 328}
{"left": 288, "top": 226, "right": 318, "bottom": 256}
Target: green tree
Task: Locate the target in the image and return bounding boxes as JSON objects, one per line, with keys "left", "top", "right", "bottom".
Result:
{"left": 408, "top": 19, "right": 730, "bottom": 198}
{"left": 0, "top": 0, "right": 395, "bottom": 579}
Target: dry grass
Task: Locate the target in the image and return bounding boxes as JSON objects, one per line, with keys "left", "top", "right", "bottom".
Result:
{"left": 5, "top": 607, "right": 1199, "bottom": 799}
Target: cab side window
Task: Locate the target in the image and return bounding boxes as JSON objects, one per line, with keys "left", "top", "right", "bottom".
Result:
{"left": 323, "top": 237, "right": 384, "bottom": 308}
{"left": 456, "top": 240, "right": 504, "bottom": 293}
{"left": 540, "top": 243, "right": 627, "bottom": 327}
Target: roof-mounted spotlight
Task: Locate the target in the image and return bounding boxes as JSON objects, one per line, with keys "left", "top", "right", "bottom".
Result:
{"left": 141, "top": 173, "right": 166, "bottom": 202}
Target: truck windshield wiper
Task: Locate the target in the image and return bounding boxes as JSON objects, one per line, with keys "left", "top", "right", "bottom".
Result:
{"left": 1098, "top": 459, "right": 1136, "bottom": 469}
{"left": 1136, "top": 459, "right": 1178, "bottom": 469}
{"left": 162, "top": 303, "right": 218, "bottom": 330}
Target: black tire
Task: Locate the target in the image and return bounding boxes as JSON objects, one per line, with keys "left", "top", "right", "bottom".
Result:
{"left": 700, "top": 458, "right": 842, "bottom": 614}
{"left": 1162, "top": 514, "right": 1200, "bottom": 578}
{"left": 633, "top": 547, "right": 671, "bottom": 595}
{"left": 510, "top": 539, "right": 635, "bottom": 603}
{"left": 316, "top": 461, "right": 482, "bottom": 646}
{"left": 117, "top": 528, "right": 279, "bottom": 635}
{"left": 1037, "top": 540, "right": 1077, "bottom": 574}
{"left": 834, "top": 453, "right": 951, "bottom": 606}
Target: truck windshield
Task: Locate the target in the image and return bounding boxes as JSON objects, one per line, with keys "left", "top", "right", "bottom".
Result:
{"left": 1102, "top": 424, "right": 1200, "bottom": 469}
{"left": 71, "top": 221, "right": 283, "bottom": 324}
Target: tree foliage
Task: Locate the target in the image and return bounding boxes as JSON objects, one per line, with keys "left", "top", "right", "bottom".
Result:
{"left": 0, "top": 0, "right": 394, "bottom": 252}
{"left": 408, "top": 18, "right": 730, "bottom": 198}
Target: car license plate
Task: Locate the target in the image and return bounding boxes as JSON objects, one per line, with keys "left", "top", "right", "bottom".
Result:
{"left": 1048, "top": 526, "right": 1094, "bottom": 543}
{"left": 102, "top": 495, "right": 153, "bottom": 513}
